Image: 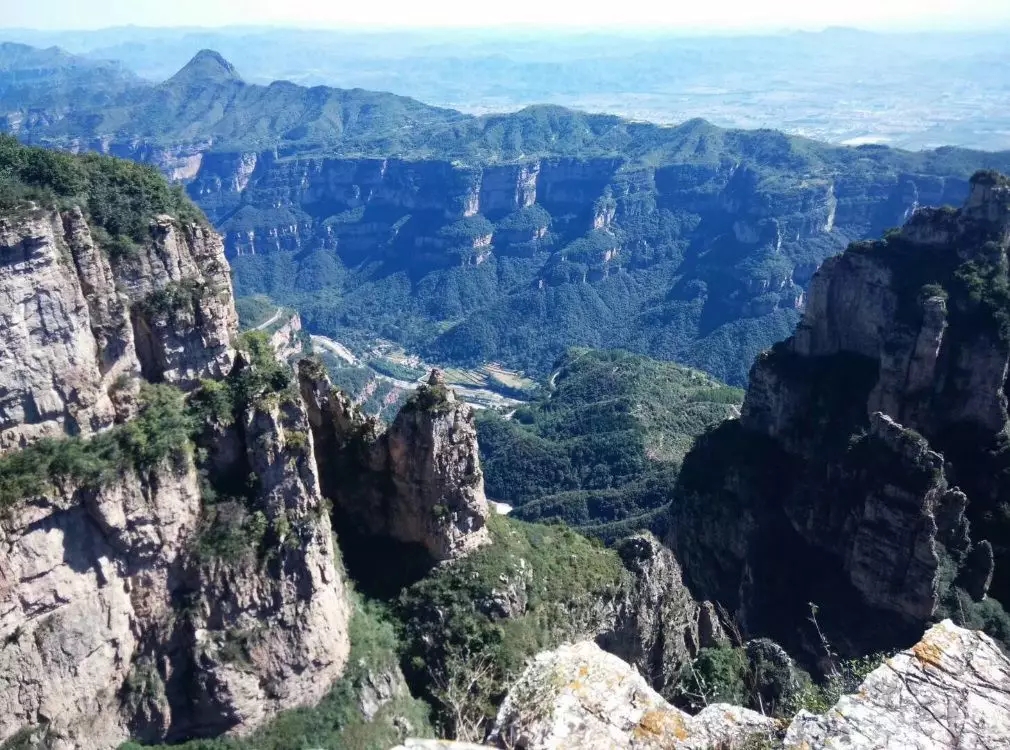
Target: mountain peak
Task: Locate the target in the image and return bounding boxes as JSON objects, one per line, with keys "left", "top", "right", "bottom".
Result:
{"left": 166, "top": 49, "right": 243, "bottom": 86}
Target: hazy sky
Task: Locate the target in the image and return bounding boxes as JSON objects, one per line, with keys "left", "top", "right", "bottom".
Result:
{"left": 4, "top": 0, "right": 1010, "bottom": 31}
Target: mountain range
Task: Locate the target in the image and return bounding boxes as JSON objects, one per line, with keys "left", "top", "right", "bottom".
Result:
{"left": 6, "top": 43, "right": 1010, "bottom": 384}
{"left": 3, "top": 33, "right": 1010, "bottom": 750}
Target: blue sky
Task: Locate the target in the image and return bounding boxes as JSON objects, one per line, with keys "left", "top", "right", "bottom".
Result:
{"left": 4, "top": 0, "right": 1010, "bottom": 31}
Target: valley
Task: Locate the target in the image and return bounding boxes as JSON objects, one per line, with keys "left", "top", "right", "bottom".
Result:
{"left": 3, "top": 24, "right": 1010, "bottom": 750}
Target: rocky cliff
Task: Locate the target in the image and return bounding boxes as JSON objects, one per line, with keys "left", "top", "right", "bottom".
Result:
{"left": 0, "top": 205, "right": 235, "bottom": 451}
{"left": 0, "top": 147, "right": 351, "bottom": 748}
{"left": 299, "top": 364, "right": 490, "bottom": 566}
{"left": 7, "top": 48, "right": 1010, "bottom": 386}
{"left": 670, "top": 170, "right": 1010, "bottom": 659}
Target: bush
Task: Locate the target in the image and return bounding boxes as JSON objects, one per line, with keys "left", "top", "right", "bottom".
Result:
{"left": 0, "top": 383, "right": 194, "bottom": 508}
{"left": 398, "top": 514, "right": 628, "bottom": 737}
{"left": 0, "top": 135, "right": 206, "bottom": 251}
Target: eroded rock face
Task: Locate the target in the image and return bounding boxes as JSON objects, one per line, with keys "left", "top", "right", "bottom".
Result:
{"left": 599, "top": 533, "right": 729, "bottom": 698}
{"left": 785, "top": 620, "right": 1010, "bottom": 749}
{"left": 0, "top": 406, "right": 350, "bottom": 748}
{"left": 488, "top": 641, "right": 775, "bottom": 750}
{"left": 670, "top": 172, "right": 1010, "bottom": 658}
{"left": 0, "top": 204, "right": 349, "bottom": 748}
{"left": 181, "top": 396, "right": 350, "bottom": 738}
{"left": 0, "top": 459, "right": 201, "bottom": 750}
{"left": 299, "top": 363, "right": 490, "bottom": 564}
{"left": 0, "top": 206, "right": 236, "bottom": 451}
{"left": 377, "top": 371, "right": 491, "bottom": 561}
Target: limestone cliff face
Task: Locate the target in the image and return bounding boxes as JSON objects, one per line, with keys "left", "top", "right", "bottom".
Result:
{"left": 670, "top": 171, "right": 1010, "bottom": 658}
{"left": 299, "top": 363, "right": 490, "bottom": 563}
{"left": 181, "top": 396, "right": 350, "bottom": 739}
{"left": 0, "top": 205, "right": 236, "bottom": 451}
{"left": 0, "top": 202, "right": 350, "bottom": 748}
{"left": 0, "top": 458, "right": 201, "bottom": 750}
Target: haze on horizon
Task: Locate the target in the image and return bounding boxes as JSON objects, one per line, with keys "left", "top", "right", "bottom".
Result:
{"left": 3, "top": 0, "right": 1010, "bottom": 32}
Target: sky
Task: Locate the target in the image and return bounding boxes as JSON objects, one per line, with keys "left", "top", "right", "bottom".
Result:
{"left": 3, "top": 0, "right": 1010, "bottom": 31}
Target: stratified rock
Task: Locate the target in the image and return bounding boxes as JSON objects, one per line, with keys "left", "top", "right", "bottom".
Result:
{"left": 0, "top": 206, "right": 235, "bottom": 451}
{"left": 299, "top": 362, "right": 490, "bottom": 564}
{"left": 488, "top": 641, "right": 775, "bottom": 750}
{"left": 784, "top": 620, "right": 1010, "bottom": 748}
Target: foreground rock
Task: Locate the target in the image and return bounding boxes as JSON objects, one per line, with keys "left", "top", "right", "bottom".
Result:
{"left": 786, "top": 619, "right": 1010, "bottom": 748}
{"left": 488, "top": 641, "right": 775, "bottom": 749}
{"left": 390, "top": 620, "right": 1010, "bottom": 750}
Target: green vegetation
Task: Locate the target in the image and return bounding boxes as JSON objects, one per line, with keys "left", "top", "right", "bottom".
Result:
{"left": 677, "top": 641, "right": 888, "bottom": 718}
{"left": 235, "top": 294, "right": 280, "bottom": 330}
{"left": 191, "top": 331, "right": 296, "bottom": 428}
{"left": 122, "top": 592, "right": 433, "bottom": 750}
{"left": 0, "top": 384, "right": 194, "bottom": 508}
{"left": 397, "top": 514, "right": 629, "bottom": 737}
{"left": 0, "top": 134, "right": 204, "bottom": 248}
{"left": 476, "top": 349, "right": 742, "bottom": 536}
{"left": 190, "top": 331, "right": 302, "bottom": 561}
{"left": 367, "top": 358, "right": 426, "bottom": 382}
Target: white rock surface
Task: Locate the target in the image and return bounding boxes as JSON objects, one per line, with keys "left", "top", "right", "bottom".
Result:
{"left": 784, "top": 619, "right": 1010, "bottom": 749}
{"left": 488, "top": 640, "right": 775, "bottom": 749}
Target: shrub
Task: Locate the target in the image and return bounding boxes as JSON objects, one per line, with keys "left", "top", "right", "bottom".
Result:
{"left": 0, "top": 383, "right": 194, "bottom": 508}
{"left": 0, "top": 135, "right": 206, "bottom": 252}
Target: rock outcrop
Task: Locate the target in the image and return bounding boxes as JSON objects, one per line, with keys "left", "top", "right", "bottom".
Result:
{"left": 0, "top": 205, "right": 235, "bottom": 451}
{"left": 0, "top": 186, "right": 350, "bottom": 747}
{"left": 669, "top": 171, "right": 1010, "bottom": 658}
{"left": 487, "top": 641, "right": 776, "bottom": 750}
{"left": 598, "top": 532, "right": 729, "bottom": 699}
{"left": 397, "top": 620, "right": 1010, "bottom": 750}
{"left": 785, "top": 620, "right": 1010, "bottom": 749}
{"left": 179, "top": 394, "right": 350, "bottom": 739}
{"left": 299, "top": 363, "right": 490, "bottom": 564}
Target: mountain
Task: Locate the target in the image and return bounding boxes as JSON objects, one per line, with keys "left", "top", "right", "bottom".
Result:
{"left": 4, "top": 27, "right": 1010, "bottom": 151}
{"left": 165, "top": 48, "right": 243, "bottom": 86}
{"left": 0, "top": 41, "right": 141, "bottom": 112}
{"left": 477, "top": 348, "right": 743, "bottom": 538}
{"left": 3, "top": 133, "right": 1010, "bottom": 750}
{"left": 5, "top": 46, "right": 1010, "bottom": 385}
{"left": 667, "top": 170, "right": 1010, "bottom": 663}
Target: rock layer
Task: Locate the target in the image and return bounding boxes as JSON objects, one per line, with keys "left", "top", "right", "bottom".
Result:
{"left": 0, "top": 205, "right": 236, "bottom": 451}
